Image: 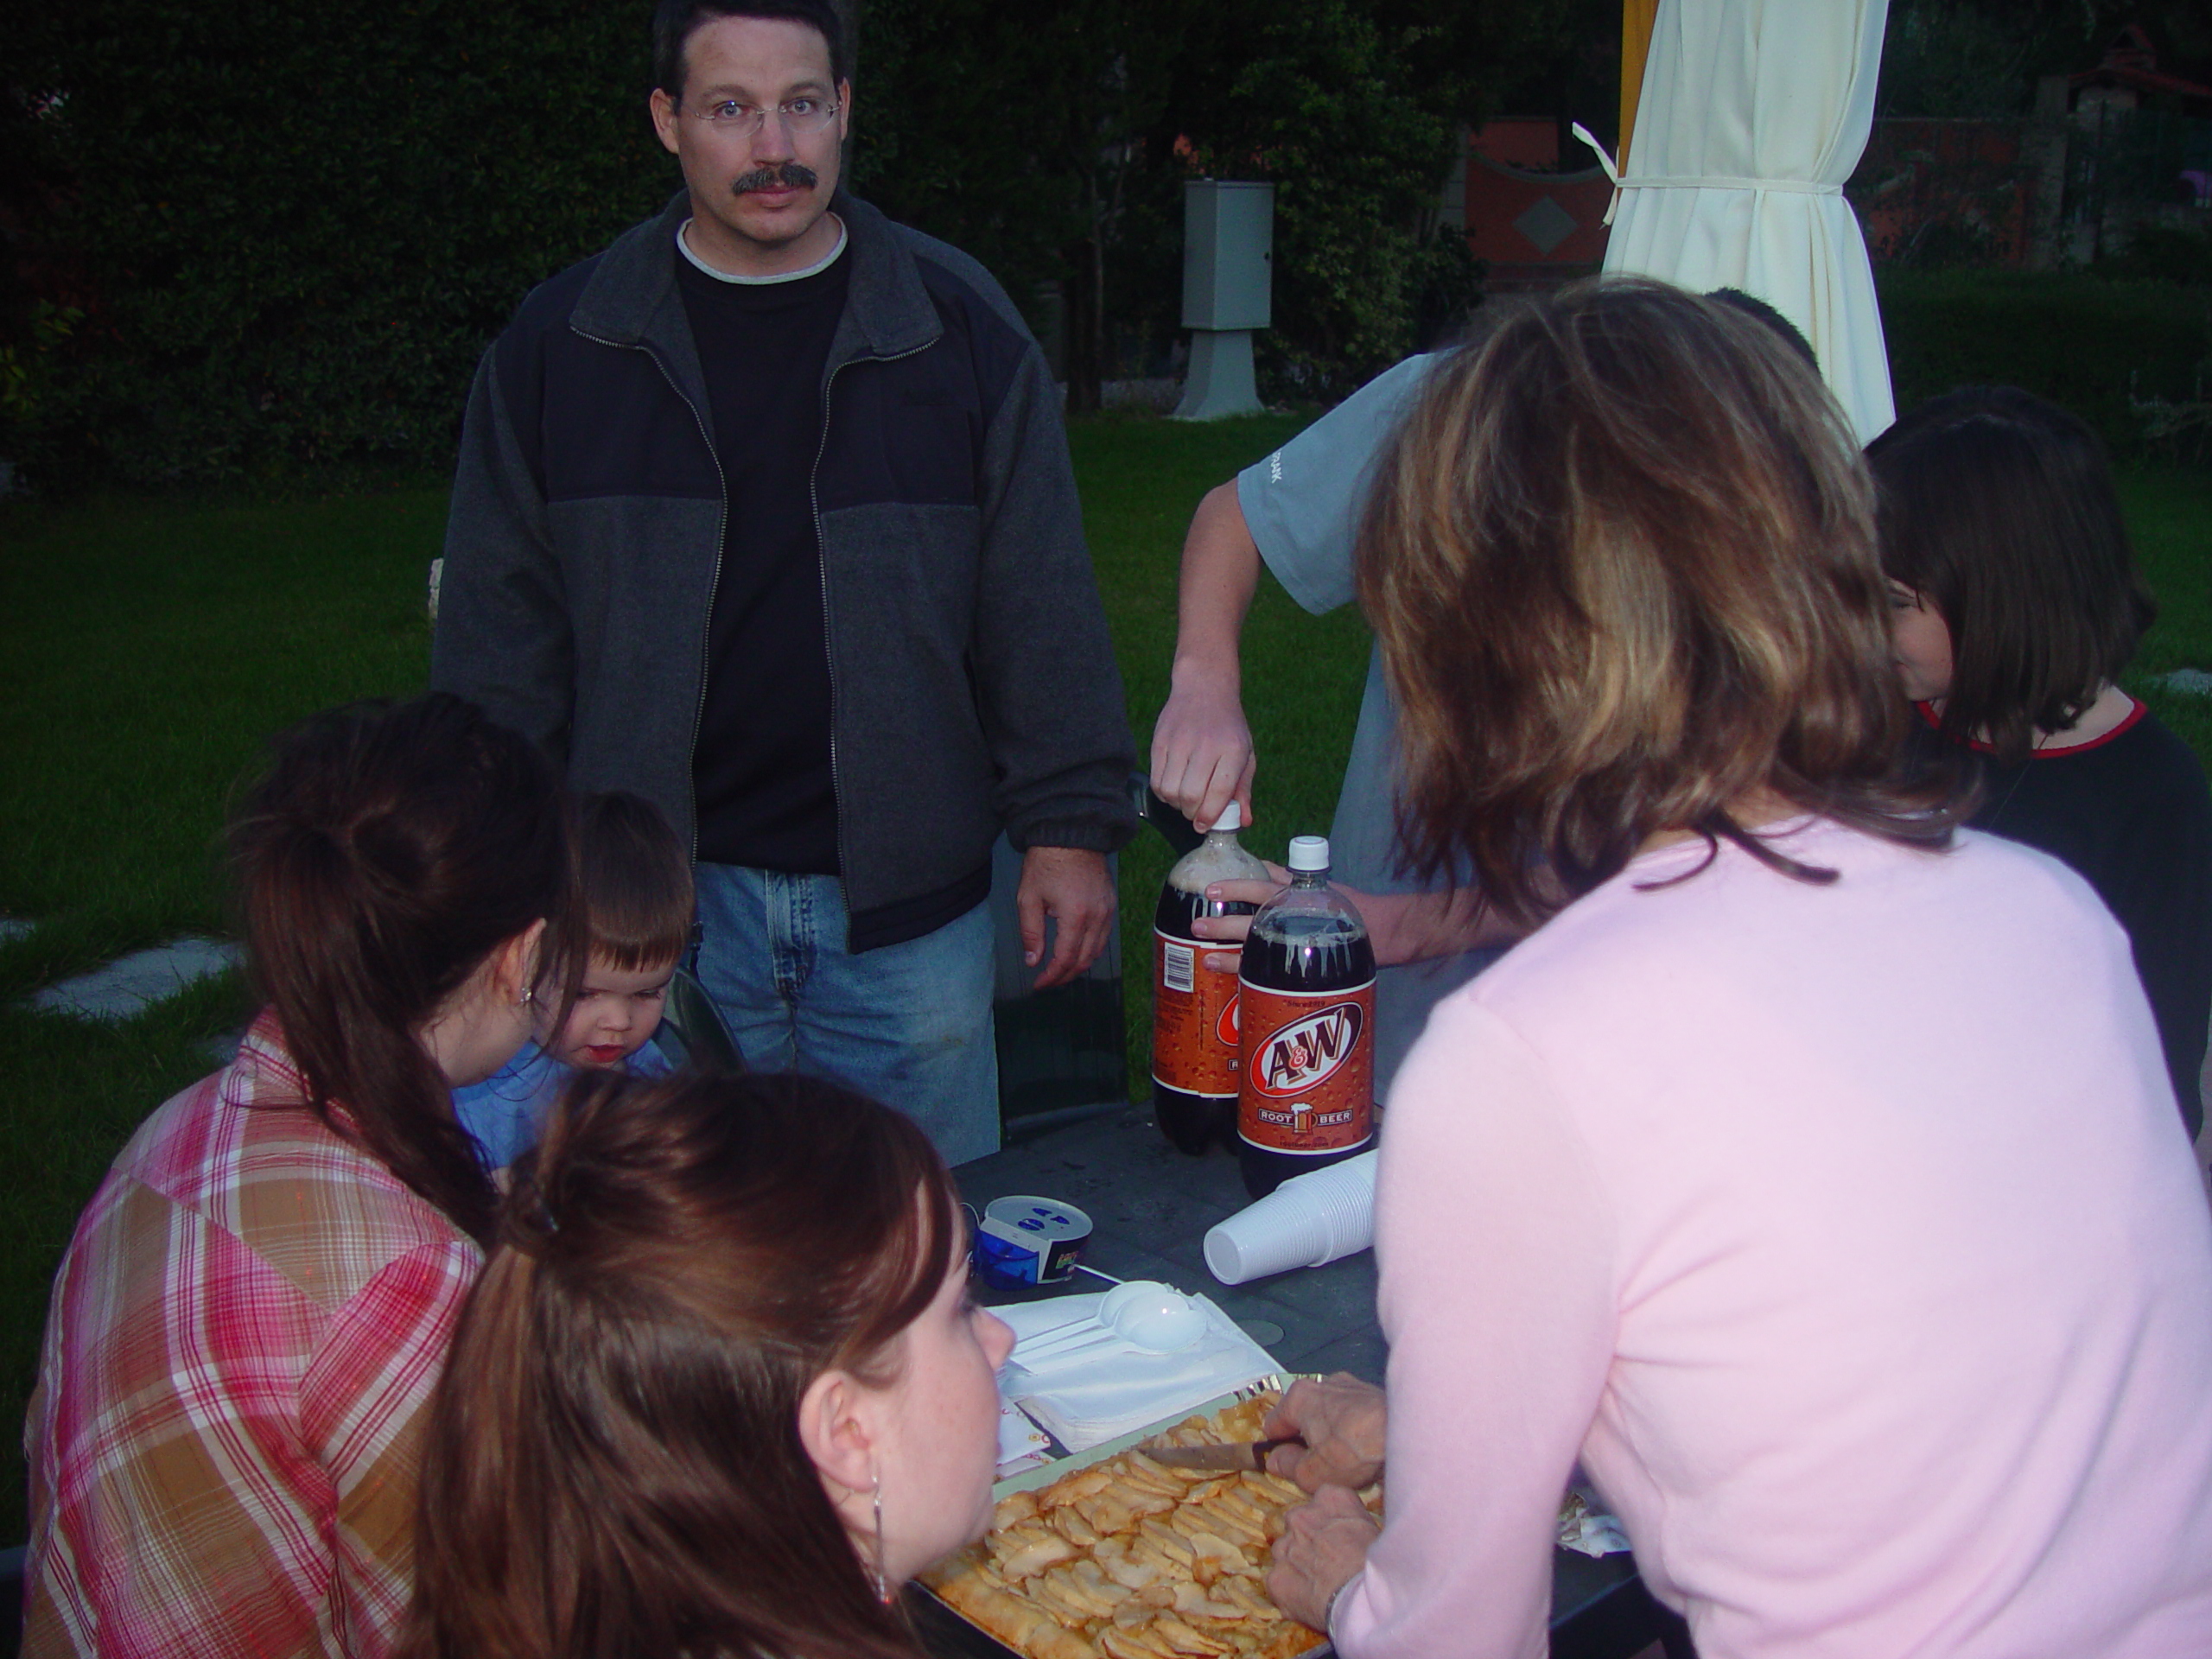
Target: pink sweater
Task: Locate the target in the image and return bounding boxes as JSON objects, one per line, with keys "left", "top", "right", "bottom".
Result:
{"left": 1339, "top": 821, "right": 2212, "bottom": 1659}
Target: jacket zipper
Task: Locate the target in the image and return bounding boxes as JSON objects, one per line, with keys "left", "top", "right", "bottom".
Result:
{"left": 810, "top": 339, "right": 931, "bottom": 891}
{"left": 572, "top": 323, "right": 728, "bottom": 862}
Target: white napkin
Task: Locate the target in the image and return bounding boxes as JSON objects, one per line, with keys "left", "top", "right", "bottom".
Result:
{"left": 992, "top": 1292, "right": 1284, "bottom": 1452}
{"left": 996, "top": 1397, "right": 1053, "bottom": 1478}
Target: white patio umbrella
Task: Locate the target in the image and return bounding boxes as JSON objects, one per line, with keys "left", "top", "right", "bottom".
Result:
{"left": 1589, "top": 0, "right": 1896, "bottom": 442}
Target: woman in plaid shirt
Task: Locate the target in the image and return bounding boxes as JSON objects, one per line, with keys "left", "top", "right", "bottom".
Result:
{"left": 22, "top": 696, "right": 585, "bottom": 1659}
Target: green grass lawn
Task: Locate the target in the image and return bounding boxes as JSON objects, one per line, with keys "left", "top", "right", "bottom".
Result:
{"left": 1, "top": 429, "right": 2209, "bottom": 1544}
{"left": 2117, "top": 465, "right": 2212, "bottom": 761}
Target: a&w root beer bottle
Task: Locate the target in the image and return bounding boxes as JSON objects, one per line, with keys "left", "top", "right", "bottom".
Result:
{"left": 1236, "top": 836, "right": 1376, "bottom": 1198}
{"left": 1152, "top": 801, "right": 1271, "bottom": 1154}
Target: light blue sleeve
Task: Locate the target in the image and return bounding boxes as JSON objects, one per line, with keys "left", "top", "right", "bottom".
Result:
{"left": 1234, "top": 353, "right": 1503, "bottom": 1104}
{"left": 1235, "top": 353, "right": 1437, "bottom": 616}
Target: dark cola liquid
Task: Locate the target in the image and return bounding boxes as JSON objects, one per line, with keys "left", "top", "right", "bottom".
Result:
{"left": 1152, "top": 881, "right": 1257, "bottom": 1154}
{"left": 1236, "top": 912, "right": 1376, "bottom": 1198}
{"left": 1236, "top": 913, "right": 1377, "bottom": 992}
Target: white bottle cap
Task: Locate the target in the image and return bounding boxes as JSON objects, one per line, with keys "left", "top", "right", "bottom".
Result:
{"left": 1287, "top": 835, "right": 1330, "bottom": 872}
{"left": 1211, "top": 800, "right": 1243, "bottom": 832}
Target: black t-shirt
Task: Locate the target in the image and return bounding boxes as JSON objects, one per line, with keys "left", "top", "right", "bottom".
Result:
{"left": 677, "top": 232, "right": 851, "bottom": 874}
{"left": 1913, "top": 702, "right": 2212, "bottom": 1139}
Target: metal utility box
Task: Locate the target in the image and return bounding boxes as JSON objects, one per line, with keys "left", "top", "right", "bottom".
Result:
{"left": 1181, "top": 181, "right": 1274, "bottom": 331}
{"left": 1176, "top": 181, "right": 1274, "bottom": 421}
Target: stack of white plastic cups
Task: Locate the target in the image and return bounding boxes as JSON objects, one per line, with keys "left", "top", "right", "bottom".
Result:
{"left": 1202, "top": 1150, "right": 1378, "bottom": 1285}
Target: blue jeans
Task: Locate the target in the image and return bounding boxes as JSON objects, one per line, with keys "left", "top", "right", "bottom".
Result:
{"left": 691, "top": 864, "right": 1001, "bottom": 1165}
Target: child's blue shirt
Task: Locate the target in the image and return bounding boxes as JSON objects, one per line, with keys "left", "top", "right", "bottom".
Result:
{"left": 452, "top": 1037, "right": 676, "bottom": 1168}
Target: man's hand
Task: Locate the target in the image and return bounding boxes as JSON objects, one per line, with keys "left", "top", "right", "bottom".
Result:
{"left": 1268, "top": 1484, "right": 1381, "bottom": 1631}
{"left": 1016, "top": 846, "right": 1117, "bottom": 990}
{"left": 1149, "top": 480, "right": 1263, "bottom": 833}
{"left": 1263, "top": 1372, "right": 1387, "bottom": 1494}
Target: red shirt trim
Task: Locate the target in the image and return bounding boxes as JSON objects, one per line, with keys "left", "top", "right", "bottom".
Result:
{"left": 1913, "top": 697, "right": 2145, "bottom": 757}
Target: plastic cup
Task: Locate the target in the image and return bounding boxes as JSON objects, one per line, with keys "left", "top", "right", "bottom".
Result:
{"left": 1203, "top": 1151, "right": 1379, "bottom": 1285}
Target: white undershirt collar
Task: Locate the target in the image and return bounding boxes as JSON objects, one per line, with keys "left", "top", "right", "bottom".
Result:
{"left": 677, "top": 215, "right": 848, "bottom": 284}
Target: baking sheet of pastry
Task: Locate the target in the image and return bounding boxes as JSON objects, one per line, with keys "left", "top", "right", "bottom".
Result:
{"left": 915, "top": 1377, "right": 1365, "bottom": 1659}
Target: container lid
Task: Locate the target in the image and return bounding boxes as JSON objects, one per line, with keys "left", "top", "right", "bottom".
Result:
{"left": 1211, "top": 800, "right": 1243, "bottom": 832}
{"left": 1287, "top": 835, "right": 1330, "bottom": 872}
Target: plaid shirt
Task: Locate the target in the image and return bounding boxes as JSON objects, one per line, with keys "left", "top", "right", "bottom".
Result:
{"left": 22, "top": 1014, "right": 482, "bottom": 1658}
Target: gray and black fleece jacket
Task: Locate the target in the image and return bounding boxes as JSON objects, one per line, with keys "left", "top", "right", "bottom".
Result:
{"left": 432, "top": 191, "right": 1136, "bottom": 950}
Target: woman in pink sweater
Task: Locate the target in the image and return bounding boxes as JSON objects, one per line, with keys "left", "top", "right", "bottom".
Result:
{"left": 1262, "top": 282, "right": 2212, "bottom": 1657}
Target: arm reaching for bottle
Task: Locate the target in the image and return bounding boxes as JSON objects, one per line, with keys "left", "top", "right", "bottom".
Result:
{"left": 1192, "top": 867, "right": 1527, "bottom": 971}
{"left": 1150, "top": 482, "right": 1262, "bottom": 834}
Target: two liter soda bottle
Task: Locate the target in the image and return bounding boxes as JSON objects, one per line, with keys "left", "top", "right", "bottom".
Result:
{"left": 1152, "top": 819, "right": 1375, "bottom": 1198}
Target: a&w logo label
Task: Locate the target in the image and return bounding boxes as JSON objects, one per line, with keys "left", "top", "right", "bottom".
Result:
{"left": 1251, "top": 1001, "right": 1363, "bottom": 1098}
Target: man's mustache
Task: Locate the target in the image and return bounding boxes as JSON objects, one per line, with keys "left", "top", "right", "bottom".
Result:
{"left": 731, "top": 162, "right": 819, "bottom": 195}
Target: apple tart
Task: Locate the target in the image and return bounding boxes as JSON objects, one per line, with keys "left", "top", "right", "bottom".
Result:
{"left": 920, "top": 1392, "right": 1380, "bottom": 1659}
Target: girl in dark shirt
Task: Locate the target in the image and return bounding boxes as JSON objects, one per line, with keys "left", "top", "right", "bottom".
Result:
{"left": 1869, "top": 386, "right": 2212, "bottom": 1140}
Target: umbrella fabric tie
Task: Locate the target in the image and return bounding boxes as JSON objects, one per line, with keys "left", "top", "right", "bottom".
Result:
{"left": 1570, "top": 122, "right": 1842, "bottom": 226}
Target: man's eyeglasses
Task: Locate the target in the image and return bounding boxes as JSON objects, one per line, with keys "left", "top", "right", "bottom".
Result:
{"left": 685, "top": 97, "right": 840, "bottom": 137}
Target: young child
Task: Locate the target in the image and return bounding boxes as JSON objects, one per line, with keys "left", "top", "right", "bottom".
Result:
{"left": 1867, "top": 386, "right": 2212, "bottom": 1139}
{"left": 454, "top": 791, "right": 695, "bottom": 1166}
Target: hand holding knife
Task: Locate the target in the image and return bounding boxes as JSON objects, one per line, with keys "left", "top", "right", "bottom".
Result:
{"left": 1146, "top": 1372, "right": 1389, "bottom": 1489}
{"left": 1143, "top": 1435, "right": 1306, "bottom": 1471}
{"left": 1263, "top": 1372, "right": 1387, "bottom": 1494}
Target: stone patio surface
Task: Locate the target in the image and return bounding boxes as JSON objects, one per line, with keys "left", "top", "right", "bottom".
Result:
{"left": 28, "top": 938, "right": 240, "bottom": 1022}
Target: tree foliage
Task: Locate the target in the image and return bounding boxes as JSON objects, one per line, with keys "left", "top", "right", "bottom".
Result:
{"left": 1171, "top": 0, "right": 1522, "bottom": 398}
{"left": 3, "top": 0, "right": 1572, "bottom": 486}
{"left": 5, "top": 0, "right": 673, "bottom": 487}
{"left": 859, "top": 0, "right": 1570, "bottom": 407}
{"left": 1878, "top": 0, "right": 2212, "bottom": 119}
{"left": 852, "top": 0, "right": 1186, "bottom": 409}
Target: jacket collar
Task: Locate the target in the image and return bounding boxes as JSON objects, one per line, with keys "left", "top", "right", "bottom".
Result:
{"left": 570, "top": 188, "right": 941, "bottom": 365}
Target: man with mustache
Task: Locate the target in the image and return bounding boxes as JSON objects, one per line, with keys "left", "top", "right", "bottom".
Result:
{"left": 434, "top": 0, "right": 1134, "bottom": 1166}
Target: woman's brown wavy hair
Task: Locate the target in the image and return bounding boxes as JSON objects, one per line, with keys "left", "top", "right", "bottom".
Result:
{"left": 1357, "top": 278, "right": 1955, "bottom": 927}
{"left": 396, "top": 1070, "right": 963, "bottom": 1659}
{"left": 228, "top": 694, "right": 583, "bottom": 1243}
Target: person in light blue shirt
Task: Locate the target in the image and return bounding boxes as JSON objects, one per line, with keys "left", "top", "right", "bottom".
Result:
{"left": 455, "top": 791, "right": 695, "bottom": 1166}
{"left": 1149, "top": 290, "right": 1821, "bottom": 1096}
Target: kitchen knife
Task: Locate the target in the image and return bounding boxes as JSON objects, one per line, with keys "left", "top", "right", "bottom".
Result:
{"left": 1142, "top": 1436, "right": 1303, "bottom": 1471}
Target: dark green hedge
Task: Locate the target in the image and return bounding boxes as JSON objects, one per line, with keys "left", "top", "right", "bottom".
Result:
{"left": 1879, "top": 267, "right": 2212, "bottom": 454}
{"left": 10, "top": 1, "right": 674, "bottom": 488}
{"left": 16, "top": 2, "right": 2209, "bottom": 489}
{"left": 10, "top": 0, "right": 1562, "bottom": 486}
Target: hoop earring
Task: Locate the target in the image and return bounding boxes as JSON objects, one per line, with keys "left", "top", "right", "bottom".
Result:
{"left": 871, "top": 1469, "right": 892, "bottom": 1603}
